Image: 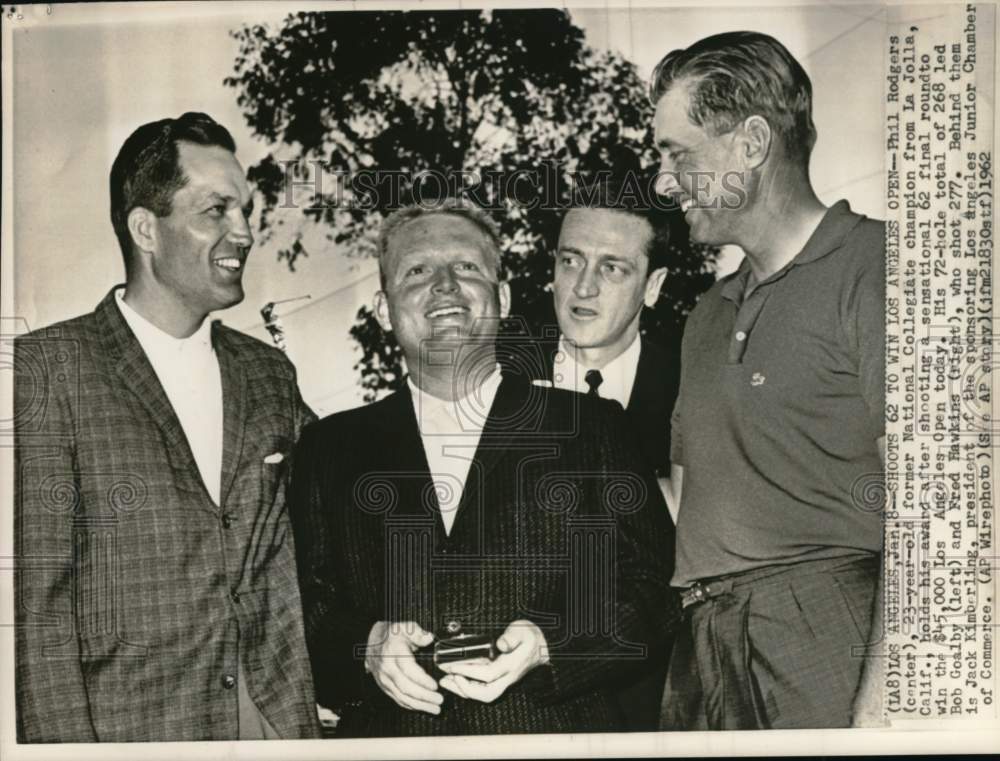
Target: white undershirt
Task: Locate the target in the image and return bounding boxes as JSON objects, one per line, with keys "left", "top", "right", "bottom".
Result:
{"left": 553, "top": 333, "right": 641, "bottom": 410}
{"left": 116, "top": 289, "right": 224, "bottom": 505}
{"left": 407, "top": 366, "right": 503, "bottom": 535}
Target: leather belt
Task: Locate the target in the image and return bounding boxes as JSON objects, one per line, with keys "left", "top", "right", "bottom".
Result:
{"left": 681, "top": 578, "right": 734, "bottom": 608}
{"left": 680, "top": 557, "right": 859, "bottom": 609}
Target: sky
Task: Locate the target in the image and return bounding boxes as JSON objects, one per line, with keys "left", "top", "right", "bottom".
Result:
{"left": 10, "top": 1, "right": 886, "bottom": 412}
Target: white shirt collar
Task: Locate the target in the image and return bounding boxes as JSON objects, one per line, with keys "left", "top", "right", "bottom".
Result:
{"left": 115, "top": 287, "right": 214, "bottom": 355}
{"left": 406, "top": 365, "right": 504, "bottom": 537}
{"left": 407, "top": 364, "right": 504, "bottom": 434}
{"left": 553, "top": 333, "right": 642, "bottom": 409}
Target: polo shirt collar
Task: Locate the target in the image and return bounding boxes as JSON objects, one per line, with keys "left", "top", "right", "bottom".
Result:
{"left": 793, "top": 200, "right": 862, "bottom": 265}
{"left": 721, "top": 200, "right": 862, "bottom": 304}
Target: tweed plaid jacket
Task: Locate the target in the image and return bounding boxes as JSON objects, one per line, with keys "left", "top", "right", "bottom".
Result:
{"left": 288, "top": 375, "right": 681, "bottom": 736}
{"left": 14, "top": 287, "right": 321, "bottom": 742}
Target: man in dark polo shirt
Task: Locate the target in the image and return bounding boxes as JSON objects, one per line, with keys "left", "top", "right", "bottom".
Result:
{"left": 650, "top": 32, "right": 886, "bottom": 729}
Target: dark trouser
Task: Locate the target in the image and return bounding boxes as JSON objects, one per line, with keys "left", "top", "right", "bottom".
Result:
{"left": 660, "top": 553, "right": 879, "bottom": 730}
{"left": 612, "top": 646, "right": 670, "bottom": 731}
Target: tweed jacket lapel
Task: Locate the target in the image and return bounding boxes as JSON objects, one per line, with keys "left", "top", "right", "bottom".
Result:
{"left": 214, "top": 327, "right": 247, "bottom": 510}
{"left": 97, "top": 288, "right": 207, "bottom": 499}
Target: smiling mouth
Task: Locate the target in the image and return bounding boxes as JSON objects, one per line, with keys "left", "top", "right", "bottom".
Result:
{"left": 213, "top": 257, "right": 244, "bottom": 272}
{"left": 426, "top": 305, "right": 469, "bottom": 319}
{"left": 570, "top": 306, "right": 599, "bottom": 319}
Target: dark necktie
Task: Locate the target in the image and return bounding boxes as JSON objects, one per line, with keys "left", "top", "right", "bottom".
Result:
{"left": 584, "top": 369, "right": 603, "bottom": 397}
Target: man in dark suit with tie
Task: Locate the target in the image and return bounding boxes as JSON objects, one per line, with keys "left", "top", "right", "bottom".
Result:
{"left": 518, "top": 182, "right": 680, "bottom": 730}
{"left": 532, "top": 182, "right": 680, "bottom": 489}
{"left": 14, "top": 113, "right": 320, "bottom": 741}
{"left": 288, "top": 199, "right": 679, "bottom": 736}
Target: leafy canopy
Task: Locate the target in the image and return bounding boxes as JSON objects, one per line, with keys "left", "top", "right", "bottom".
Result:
{"left": 227, "top": 9, "right": 716, "bottom": 400}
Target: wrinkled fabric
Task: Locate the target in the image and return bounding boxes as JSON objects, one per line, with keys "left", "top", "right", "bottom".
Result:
{"left": 662, "top": 554, "right": 878, "bottom": 730}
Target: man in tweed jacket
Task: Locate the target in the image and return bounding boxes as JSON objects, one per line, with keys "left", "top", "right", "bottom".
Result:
{"left": 288, "top": 201, "right": 680, "bottom": 736}
{"left": 14, "top": 113, "right": 320, "bottom": 741}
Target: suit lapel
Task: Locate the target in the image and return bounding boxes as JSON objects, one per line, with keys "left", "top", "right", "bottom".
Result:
{"left": 626, "top": 340, "right": 652, "bottom": 412}
{"left": 538, "top": 338, "right": 558, "bottom": 384}
{"left": 450, "top": 376, "right": 530, "bottom": 541}
{"left": 384, "top": 387, "right": 442, "bottom": 527}
{"left": 215, "top": 326, "right": 247, "bottom": 510}
{"left": 394, "top": 376, "right": 533, "bottom": 544}
{"left": 98, "top": 288, "right": 205, "bottom": 498}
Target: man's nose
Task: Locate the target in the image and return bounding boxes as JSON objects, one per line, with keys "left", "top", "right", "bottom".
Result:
{"left": 573, "top": 265, "right": 599, "bottom": 299}
{"left": 431, "top": 266, "right": 459, "bottom": 293}
{"left": 655, "top": 164, "right": 681, "bottom": 197}
{"left": 227, "top": 210, "right": 254, "bottom": 250}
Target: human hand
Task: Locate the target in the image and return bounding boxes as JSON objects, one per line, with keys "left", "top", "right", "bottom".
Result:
{"left": 437, "top": 620, "right": 549, "bottom": 703}
{"left": 365, "top": 621, "right": 442, "bottom": 714}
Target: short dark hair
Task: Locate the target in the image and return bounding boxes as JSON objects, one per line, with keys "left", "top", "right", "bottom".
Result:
{"left": 649, "top": 31, "right": 816, "bottom": 164}
{"left": 109, "top": 112, "right": 236, "bottom": 268}
{"left": 567, "top": 176, "right": 672, "bottom": 274}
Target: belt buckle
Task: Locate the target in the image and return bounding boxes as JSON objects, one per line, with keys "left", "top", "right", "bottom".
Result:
{"left": 682, "top": 581, "right": 709, "bottom": 608}
{"left": 691, "top": 582, "right": 706, "bottom": 603}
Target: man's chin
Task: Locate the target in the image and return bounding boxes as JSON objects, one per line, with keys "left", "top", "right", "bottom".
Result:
{"left": 416, "top": 326, "right": 501, "bottom": 358}
{"left": 426, "top": 326, "right": 469, "bottom": 342}
{"left": 686, "top": 215, "right": 726, "bottom": 247}
{"left": 211, "top": 286, "right": 245, "bottom": 313}
{"left": 560, "top": 328, "right": 607, "bottom": 351}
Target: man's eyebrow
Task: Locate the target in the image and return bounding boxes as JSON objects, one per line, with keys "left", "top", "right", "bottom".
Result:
{"left": 200, "top": 192, "right": 254, "bottom": 216}
{"left": 655, "top": 136, "right": 683, "bottom": 151}
{"left": 555, "top": 247, "right": 631, "bottom": 265}
{"left": 597, "top": 253, "right": 632, "bottom": 264}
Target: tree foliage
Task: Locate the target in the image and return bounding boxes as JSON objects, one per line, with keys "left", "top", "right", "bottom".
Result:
{"left": 227, "top": 9, "right": 716, "bottom": 401}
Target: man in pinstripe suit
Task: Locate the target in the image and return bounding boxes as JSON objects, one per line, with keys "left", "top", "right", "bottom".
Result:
{"left": 288, "top": 200, "right": 680, "bottom": 736}
{"left": 14, "top": 113, "right": 321, "bottom": 741}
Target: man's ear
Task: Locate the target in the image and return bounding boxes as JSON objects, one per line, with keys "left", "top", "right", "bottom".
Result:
{"left": 498, "top": 281, "right": 511, "bottom": 319}
{"left": 739, "top": 115, "right": 772, "bottom": 171}
{"left": 374, "top": 289, "right": 393, "bottom": 333}
{"left": 127, "top": 207, "right": 158, "bottom": 255}
{"left": 643, "top": 267, "right": 667, "bottom": 308}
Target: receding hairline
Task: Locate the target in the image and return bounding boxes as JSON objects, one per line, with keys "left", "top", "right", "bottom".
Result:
{"left": 384, "top": 209, "right": 497, "bottom": 251}
{"left": 378, "top": 206, "right": 504, "bottom": 287}
{"left": 172, "top": 141, "right": 250, "bottom": 198}
{"left": 653, "top": 75, "right": 727, "bottom": 140}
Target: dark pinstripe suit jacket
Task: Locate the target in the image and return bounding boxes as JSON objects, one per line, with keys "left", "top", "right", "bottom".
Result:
{"left": 288, "top": 375, "right": 680, "bottom": 736}
{"left": 512, "top": 334, "right": 680, "bottom": 731}
{"left": 514, "top": 334, "right": 680, "bottom": 477}
{"left": 14, "top": 288, "right": 322, "bottom": 742}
